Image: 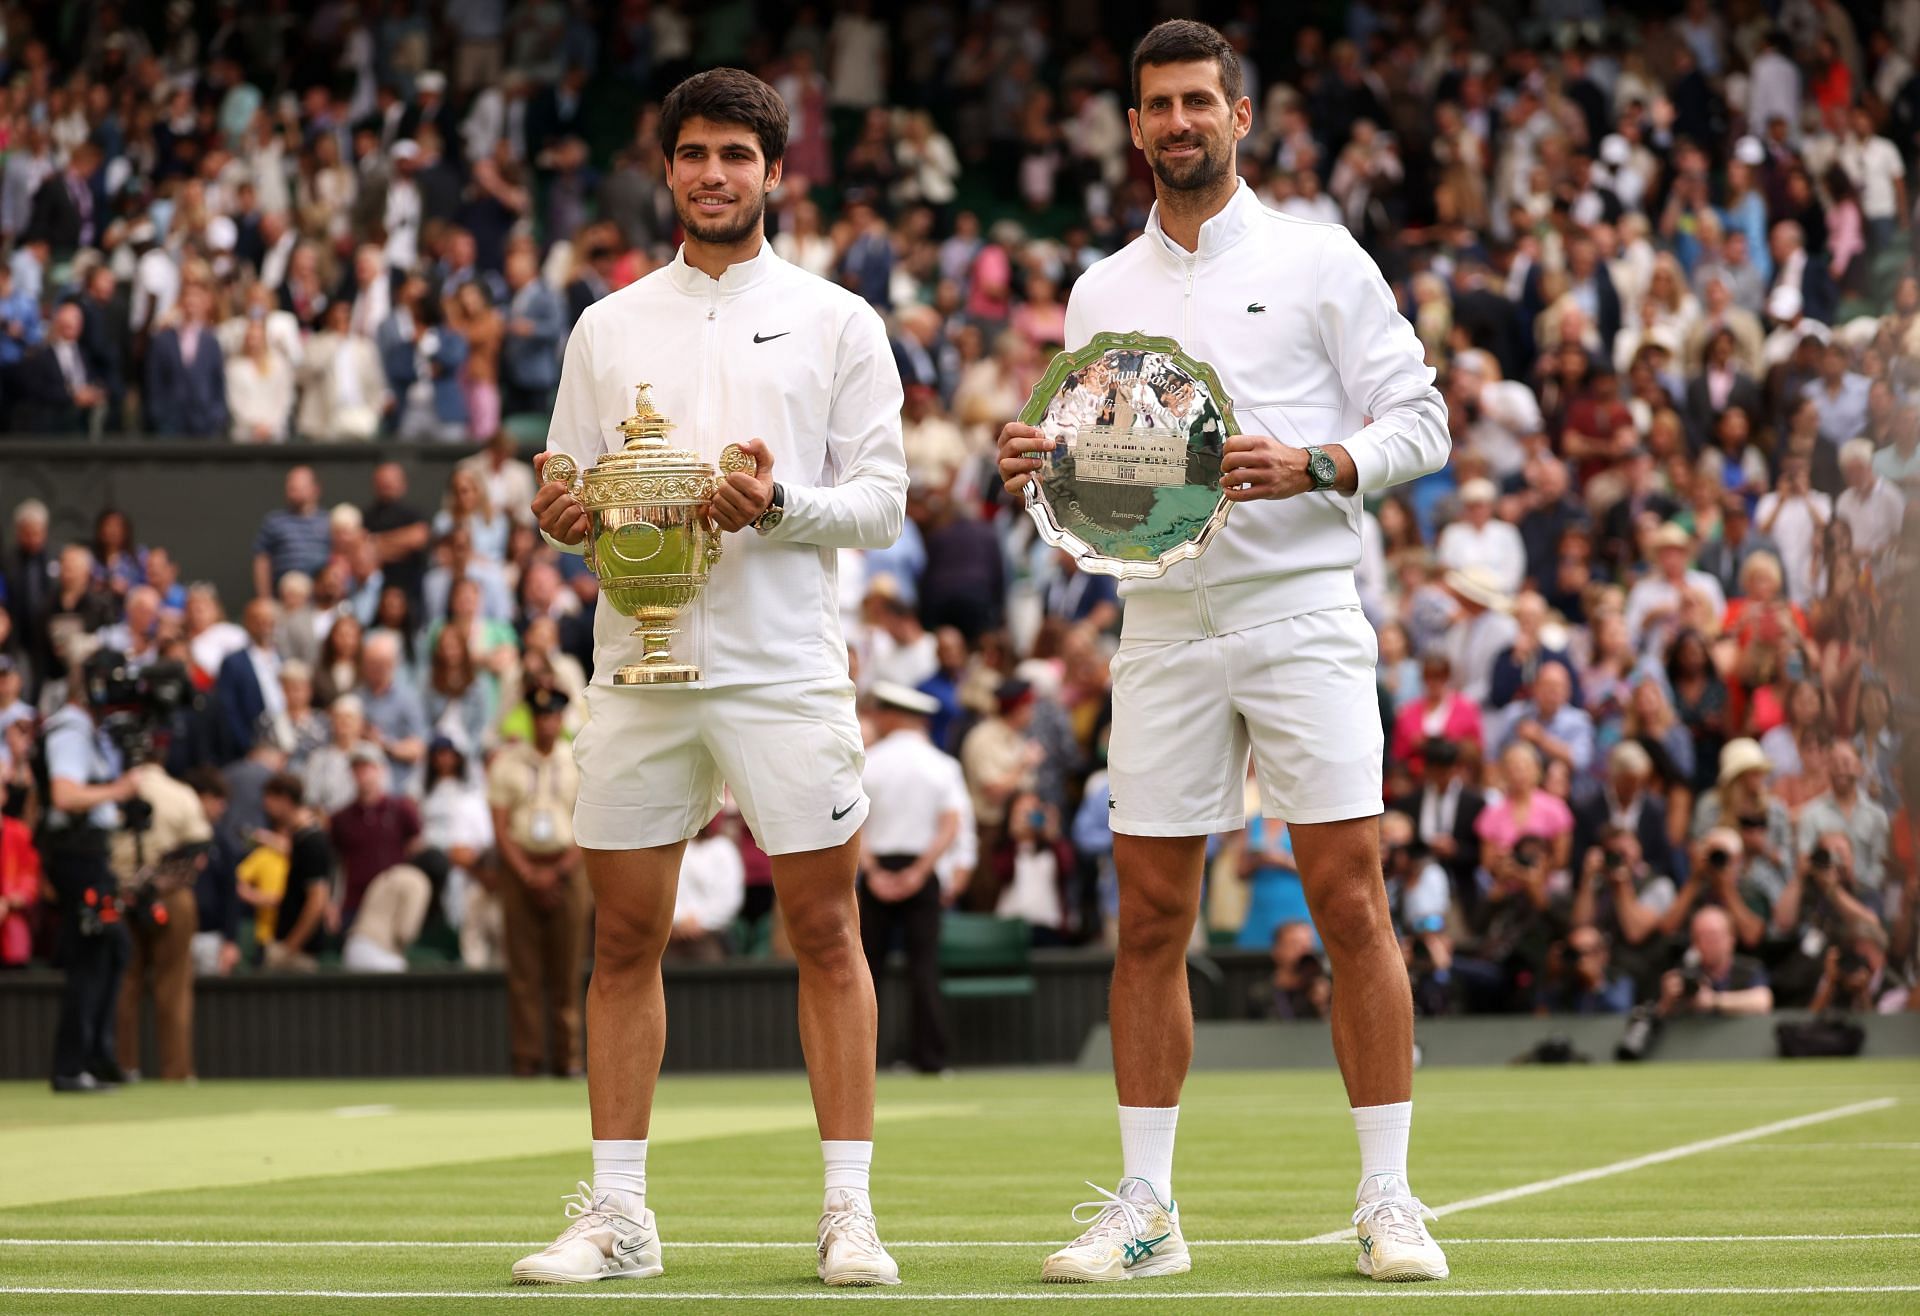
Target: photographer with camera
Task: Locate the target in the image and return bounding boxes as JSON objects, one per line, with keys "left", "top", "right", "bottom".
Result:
{"left": 1770, "top": 831, "right": 1885, "bottom": 1006}
{"left": 1795, "top": 742, "right": 1890, "bottom": 910}
{"left": 1658, "top": 905, "right": 1774, "bottom": 1018}
{"left": 112, "top": 756, "right": 213, "bottom": 1081}
{"left": 1810, "top": 921, "right": 1906, "bottom": 1014}
{"left": 1247, "top": 920, "right": 1332, "bottom": 1021}
{"left": 1570, "top": 825, "right": 1676, "bottom": 999}
{"left": 1657, "top": 827, "right": 1769, "bottom": 951}
{"left": 1381, "top": 811, "right": 1454, "bottom": 1016}
{"left": 42, "top": 647, "right": 143, "bottom": 1091}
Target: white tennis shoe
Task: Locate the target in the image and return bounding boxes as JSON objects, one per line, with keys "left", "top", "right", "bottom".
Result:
{"left": 1040, "top": 1178, "right": 1191, "bottom": 1283}
{"left": 1352, "top": 1174, "right": 1449, "bottom": 1281}
{"left": 510, "top": 1182, "right": 663, "bottom": 1285}
{"left": 816, "top": 1188, "right": 901, "bottom": 1286}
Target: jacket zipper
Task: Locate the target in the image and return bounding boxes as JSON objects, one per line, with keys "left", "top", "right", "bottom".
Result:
{"left": 694, "top": 284, "right": 721, "bottom": 679}
{"left": 1181, "top": 255, "right": 1216, "bottom": 637}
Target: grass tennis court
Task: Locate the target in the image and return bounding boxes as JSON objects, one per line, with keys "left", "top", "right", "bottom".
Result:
{"left": 1, "top": 1060, "right": 1916, "bottom": 1313}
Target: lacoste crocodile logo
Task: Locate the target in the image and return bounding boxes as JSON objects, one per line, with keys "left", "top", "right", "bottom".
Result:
{"left": 1246, "top": 303, "right": 1266, "bottom": 313}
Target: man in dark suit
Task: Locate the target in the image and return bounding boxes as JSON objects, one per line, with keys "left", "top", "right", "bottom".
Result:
{"left": 527, "top": 65, "right": 591, "bottom": 159}
{"left": 145, "top": 284, "right": 230, "bottom": 437}
{"left": 1391, "top": 738, "right": 1485, "bottom": 922}
{"left": 1571, "top": 740, "right": 1677, "bottom": 884}
{"left": 1525, "top": 233, "right": 1620, "bottom": 356}
{"left": 25, "top": 143, "right": 99, "bottom": 262}
{"left": 8, "top": 303, "right": 104, "bottom": 433}
{"left": 76, "top": 268, "right": 128, "bottom": 427}
{"left": 213, "top": 598, "right": 283, "bottom": 763}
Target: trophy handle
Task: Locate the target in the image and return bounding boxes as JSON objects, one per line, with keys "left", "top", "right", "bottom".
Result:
{"left": 717, "top": 444, "right": 756, "bottom": 478}
{"left": 541, "top": 453, "right": 591, "bottom": 568}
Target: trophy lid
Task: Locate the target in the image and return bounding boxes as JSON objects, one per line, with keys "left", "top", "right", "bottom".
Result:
{"left": 586, "top": 383, "right": 710, "bottom": 477}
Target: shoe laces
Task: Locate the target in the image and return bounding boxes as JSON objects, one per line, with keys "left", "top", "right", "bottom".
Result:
{"left": 820, "top": 1202, "right": 885, "bottom": 1257}
{"left": 555, "top": 1181, "right": 633, "bottom": 1244}
{"left": 1352, "top": 1193, "right": 1438, "bottom": 1247}
{"left": 1067, "top": 1182, "right": 1153, "bottom": 1247}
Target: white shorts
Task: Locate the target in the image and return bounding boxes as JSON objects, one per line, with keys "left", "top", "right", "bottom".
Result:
{"left": 1107, "top": 606, "right": 1384, "bottom": 836}
{"left": 571, "top": 677, "right": 869, "bottom": 857}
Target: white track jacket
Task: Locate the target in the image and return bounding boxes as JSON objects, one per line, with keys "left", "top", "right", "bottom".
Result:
{"left": 544, "top": 242, "right": 906, "bottom": 687}
{"left": 1063, "top": 179, "right": 1450, "bottom": 640}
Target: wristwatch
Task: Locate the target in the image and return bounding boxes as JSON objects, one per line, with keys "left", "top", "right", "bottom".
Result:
{"left": 752, "top": 481, "right": 786, "bottom": 534}
{"left": 1305, "top": 445, "right": 1338, "bottom": 491}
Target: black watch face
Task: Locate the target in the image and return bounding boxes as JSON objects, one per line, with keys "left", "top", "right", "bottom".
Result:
{"left": 1310, "top": 450, "right": 1336, "bottom": 488}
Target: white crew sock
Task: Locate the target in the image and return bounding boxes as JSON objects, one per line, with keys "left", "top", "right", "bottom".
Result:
{"left": 591, "top": 1138, "right": 648, "bottom": 1215}
{"left": 1117, "top": 1104, "right": 1180, "bottom": 1198}
{"left": 1352, "top": 1101, "right": 1413, "bottom": 1197}
{"left": 822, "top": 1140, "right": 874, "bottom": 1209}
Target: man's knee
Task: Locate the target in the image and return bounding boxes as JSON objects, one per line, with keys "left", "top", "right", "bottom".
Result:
{"left": 1117, "top": 873, "right": 1200, "bottom": 961}
{"left": 782, "top": 896, "right": 864, "bottom": 980}
{"left": 592, "top": 899, "right": 671, "bottom": 977}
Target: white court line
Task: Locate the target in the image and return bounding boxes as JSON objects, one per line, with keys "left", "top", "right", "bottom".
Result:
{"left": 1301, "top": 1096, "right": 1898, "bottom": 1245}
{"left": 2, "top": 1285, "right": 1918, "bottom": 1301}
{"left": 1743, "top": 1141, "right": 1920, "bottom": 1151}
{"left": 3, "top": 1233, "right": 1918, "bottom": 1250}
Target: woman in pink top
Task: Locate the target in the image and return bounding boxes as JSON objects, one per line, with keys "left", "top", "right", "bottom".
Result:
{"left": 1475, "top": 741, "right": 1575, "bottom": 874}
{"left": 1390, "top": 652, "right": 1485, "bottom": 775}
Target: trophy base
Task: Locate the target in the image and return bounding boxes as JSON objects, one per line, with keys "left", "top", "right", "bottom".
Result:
{"left": 613, "top": 662, "right": 701, "bottom": 685}
{"left": 610, "top": 660, "right": 702, "bottom": 683}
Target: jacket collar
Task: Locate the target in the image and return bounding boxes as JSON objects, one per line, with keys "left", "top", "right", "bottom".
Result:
{"left": 666, "top": 240, "right": 779, "bottom": 296}
{"left": 1145, "top": 177, "right": 1263, "bottom": 264}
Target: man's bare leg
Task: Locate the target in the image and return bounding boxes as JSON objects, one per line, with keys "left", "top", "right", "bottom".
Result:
{"left": 1108, "top": 833, "right": 1208, "bottom": 1108}
{"left": 768, "top": 833, "right": 875, "bottom": 1141}
{"left": 581, "top": 842, "right": 685, "bottom": 1140}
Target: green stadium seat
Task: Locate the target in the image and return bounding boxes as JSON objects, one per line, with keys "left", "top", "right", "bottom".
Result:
{"left": 503, "top": 413, "right": 551, "bottom": 446}
{"left": 937, "top": 912, "right": 1035, "bottom": 998}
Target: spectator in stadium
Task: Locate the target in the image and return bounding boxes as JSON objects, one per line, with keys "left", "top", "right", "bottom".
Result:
{"left": 1543, "top": 922, "right": 1637, "bottom": 1017}
{"left": 145, "top": 283, "right": 230, "bottom": 438}
{"left": 213, "top": 598, "right": 284, "bottom": 762}
{"left": 499, "top": 248, "right": 563, "bottom": 420}
{"left": 1797, "top": 741, "right": 1892, "bottom": 903}
{"left": 258, "top": 771, "right": 334, "bottom": 972}
{"left": 330, "top": 744, "right": 422, "bottom": 931}
{"left": 457, "top": 432, "right": 540, "bottom": 530}
{"left": 1488, "top": 660, "right": 1595, "bottom": 782}
{"left": 1246, "top": 920, "right": 1331, "bottom": 1021}
{"left": 1389, "top": 653, "right": 1484, "bottom": 775}
{"left": 1625, "top": 523, "right": 1728, "bottom": 655}
{"left": 1835, "top": 439, "right": 1906, "bottom": 570}
{"left": 362, "top": 463, "right": 433, "bottom": 608}
{"left": 7, "top": 302, "right": 105, "bottom": 434}
{"left": 353, "top": 631, "right": 428, "bottom": 791}
{"left": 420, "top": 738, "right": 499, "bottom": 970}
{"left": 1436, "top": 478, "right": 1525, "bottom": 596}
{"left": 183, "top": 769, "right": 243, "bottom": 978}
{"left": 665, "top": 815, "right": 745, "bottom": 965}
{"left": 251, "top": 467, "right": 331, "bottom": 601}
{"left": 1810, "top": 921, "right": 1905, "bottom": 1013}
{"left": 304, "top": 693, "right": 372, "bottom": 817}
{"left": 1235, "top": 814, "right": 1308, "bottom": 953}
{"left": 425, "top": 622, "right": 494, "bottom": 755}
{"left": 1659, "top": 905, "right": 1774, "bottom": 1018}
{"left": 487, "top": 687, "right": 587, "bottom": 1077}
{"left": 1441, "top": 567, "right": 1520, "bottom": 705}
{"left": 225, "top": 320, "right": 296, "bottom": 443}
{"left": 990, "top": 789, "right": 1074, "bottom": 943}
{"left": 294, "top": 300, "right": 387, "bottom": 442}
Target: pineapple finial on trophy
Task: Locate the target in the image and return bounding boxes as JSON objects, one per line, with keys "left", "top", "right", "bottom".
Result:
{"left": 617, "top": 382, "right": 677, "bottom": 449}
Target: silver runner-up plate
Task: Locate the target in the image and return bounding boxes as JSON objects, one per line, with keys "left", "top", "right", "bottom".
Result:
{"left": 1018, "top": 330, "right": 1235, "bottom": 580}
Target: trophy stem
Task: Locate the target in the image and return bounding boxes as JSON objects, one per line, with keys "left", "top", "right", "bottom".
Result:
{"left": 614, "top": 609, "right": 700, "bottom": 685}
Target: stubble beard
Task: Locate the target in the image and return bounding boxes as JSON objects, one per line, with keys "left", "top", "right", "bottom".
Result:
{"left": 677, "top": 187, "right": 768, "bottom": 247}
{"left": 1150, "top": 136, "right": 1232, "bottom": 198}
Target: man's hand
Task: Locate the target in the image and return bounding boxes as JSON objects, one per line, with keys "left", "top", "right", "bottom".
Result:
{"left": 1220, "top": 434, "right": 1312, "bottom": 502}
{"left": 217, "top": 940, "right": 241, "bottom": 975}
{"left": 997, "top": 421, "right": 1050, "bottom": 495}
{"left": 110, "top": 771, "right": 142, "bottom": 803}
{"left": 709, "top": 439, "right": 775, "bottom": 532}
{"left": 532, "top": 451, "right": 589, "bottom": 546}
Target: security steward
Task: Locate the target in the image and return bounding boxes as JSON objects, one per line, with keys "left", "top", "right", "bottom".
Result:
{"left": 857, "top": 682, "right": 968, "bottom": 1075}
{"left": 43, "top": 648, "right": 142, "bottom": 1092}
{"left": 487, "top": 686, "right": 589, "bottom": 1077}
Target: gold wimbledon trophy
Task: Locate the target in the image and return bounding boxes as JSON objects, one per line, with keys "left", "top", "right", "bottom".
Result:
{"left": 541, "top": 384, "right": 753, "bottom": 685}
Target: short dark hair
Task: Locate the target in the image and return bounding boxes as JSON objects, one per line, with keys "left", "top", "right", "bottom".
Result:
{"left": 658, "top": 67, "right": 788, "bottom": 172}
{"left": 183, "top": 767, "right": 228, "bottom": 800}
{"left": 263, "top": 772, "right": 305, "bottom": 806}
{"left": 1131, "top": 19, "right": 1243, "bottom": 109}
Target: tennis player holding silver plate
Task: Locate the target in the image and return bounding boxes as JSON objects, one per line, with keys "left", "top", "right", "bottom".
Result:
{"left": 998, "top": 16, "right": 1453, "bottom": 1290}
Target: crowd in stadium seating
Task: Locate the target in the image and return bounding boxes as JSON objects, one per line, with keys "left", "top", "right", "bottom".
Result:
{"left": 1, "top": 1, "right": 1918, "bottom": 1039}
